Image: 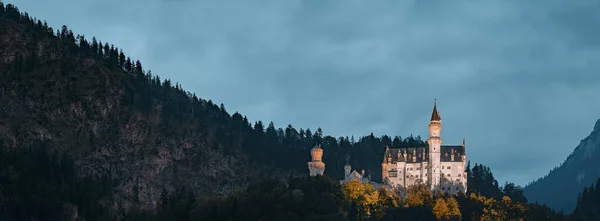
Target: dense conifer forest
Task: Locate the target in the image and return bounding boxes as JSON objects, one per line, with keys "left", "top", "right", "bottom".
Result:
{"left": 0, "top": 2, "right": 598, "bottom": 220}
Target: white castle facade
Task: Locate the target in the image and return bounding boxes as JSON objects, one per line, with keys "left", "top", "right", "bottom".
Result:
{"left": 382, "top": 100, "right": 468, "bottom": 194}
{"left": 308, "top": 100, "right": 467, "bottom": 194}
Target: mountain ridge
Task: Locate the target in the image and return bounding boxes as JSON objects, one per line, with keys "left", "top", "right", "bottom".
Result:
{"left": 524, "top": 118, "right": 600, "bottom": 213}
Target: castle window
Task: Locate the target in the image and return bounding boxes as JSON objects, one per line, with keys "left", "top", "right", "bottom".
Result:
{"left": 388, "top": 170, "right": 398, "bottom": 178}
{"left": 417, "top": 167, "right": 421, "bottom": 170}
{"left": 458, "top": 174, "right": 461, "bottom": 177}
{"left": 442, "top": 166, "right": 444, "bottom": 169}
{"left": 447, "top": 174, "right": 451, "bottom": 177}
{"left": 447, "top": 166, "right": 451, "bottom": 169}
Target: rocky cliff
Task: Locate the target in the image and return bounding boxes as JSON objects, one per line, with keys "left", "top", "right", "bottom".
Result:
{"left": 524, "top": 119, "right": 600, "bottom": 213}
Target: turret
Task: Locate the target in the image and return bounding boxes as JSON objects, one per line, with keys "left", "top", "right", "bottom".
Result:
{"left": 311, "top": 144, "right": 323, "bottom": 161}
{"left": 344, "top": 156, "right": 352, "bottom": 177}
{"left": 382, "top": 147, "right": 390, "bottom": 181}
{"left": 461, "top": 138, "right": 467, "bottom": 162}
{"left": 429, "top": 99, "right": 442, "bottom": 138}
{"left": 308, "top": 144, "right": 325, "bottom": 176}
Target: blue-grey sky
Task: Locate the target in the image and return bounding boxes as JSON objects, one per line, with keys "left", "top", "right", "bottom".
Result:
{"left": 7, "top": 0, "right": 600, "bottom": 186}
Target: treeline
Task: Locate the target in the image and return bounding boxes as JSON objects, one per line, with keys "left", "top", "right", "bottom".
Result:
{"left": 141, "top": 173, "right": 600, "bottom": 221}
{"left": 466, "top": 163, "right": 526, "bottom": 203}
{"left": 570, "top": 178, "right": 600, "bottom": 220}
{"left": 0, "top": 146, "right": 578, "bottom": 221}
{"left": 133, "top": 176, "right": 565, "bottom": 221}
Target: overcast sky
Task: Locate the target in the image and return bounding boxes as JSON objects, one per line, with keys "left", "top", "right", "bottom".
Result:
{"left": 7, "top": 0, "right": 600, "bottom": 186}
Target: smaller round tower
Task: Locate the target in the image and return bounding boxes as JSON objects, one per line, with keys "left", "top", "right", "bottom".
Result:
{"left": 311, "top": 144, "right": 323, "bottom": 162}
{"left": 307, "top": 144, "right": 325, "bottom": 176}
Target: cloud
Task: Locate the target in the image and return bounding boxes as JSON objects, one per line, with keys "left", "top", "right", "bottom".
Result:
{"left": 7, "top": 0, "right": 600, "bottom": 186}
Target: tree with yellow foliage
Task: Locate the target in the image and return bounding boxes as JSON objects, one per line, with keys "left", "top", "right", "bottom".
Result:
{"left": 342, "top": 180, "right": 376, "bottom": 201}
{"left": 468, "top": 192, "right": 528, "bottom": 221}
{"left": 342, "top": 180, "right": 378, "bottom": 221}
{"left": 433, "top": 198, "right": 449, "bottom": 220}
{"left": 432, "top": 197, "right": 461, "bottom": 221}
{"left": 499, "top": 196, "right": 526, "bottom": 221}
{"left": 405, "top": 184, "right": 434, "bottom": 207}
{"left": 446, "top": 197, "right": 462, "bottom": 220}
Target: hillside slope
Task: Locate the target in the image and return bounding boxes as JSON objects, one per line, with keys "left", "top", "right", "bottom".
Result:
{"left": 0, "top": 3, "right": 428, "bottom": 220}
{"left": 0, "top": 3, "right": 460, "bottom": 220}
{"left": 524, "top": 119, "right": 600, "bottom": 213}
{"left": 0, "top": 3, "right": 295, "bottom": 219}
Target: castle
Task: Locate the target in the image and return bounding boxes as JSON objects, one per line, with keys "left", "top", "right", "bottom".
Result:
{"left": 308, "top": 100, "right": 468, "bottom": 194}
{"left": 382, "top": 100, "right": 468, "bottom": 194}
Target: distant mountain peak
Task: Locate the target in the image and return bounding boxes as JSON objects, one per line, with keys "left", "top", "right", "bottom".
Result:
{"left": 525, "top": 118, "right": 600, "bottom": 213}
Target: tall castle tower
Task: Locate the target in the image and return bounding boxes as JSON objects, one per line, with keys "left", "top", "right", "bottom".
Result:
{"left": 308, "top": 144, "right": 325, "bottom": 176}
{"left": 428, "top": 99, "right": 442, "bottom": 190}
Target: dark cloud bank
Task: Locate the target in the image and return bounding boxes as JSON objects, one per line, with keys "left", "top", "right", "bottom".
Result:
{"left": 8, "top": 0, "right": 600, "bottom": 186}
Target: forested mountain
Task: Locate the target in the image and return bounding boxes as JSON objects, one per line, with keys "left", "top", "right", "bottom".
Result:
{"left": 0, "top": 2, "right": 423, "bottom": 219}
{"left": 524, "top": 119, "right": 600, "bottom": 213}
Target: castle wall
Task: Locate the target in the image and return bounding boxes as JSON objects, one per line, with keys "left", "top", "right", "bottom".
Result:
{"left": 440, "top": 161, "right": 467, "bottom": 194}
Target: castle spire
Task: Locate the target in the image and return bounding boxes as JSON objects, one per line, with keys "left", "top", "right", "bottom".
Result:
{"left": 431, "top": 99, "right": 441, "bottom": 121}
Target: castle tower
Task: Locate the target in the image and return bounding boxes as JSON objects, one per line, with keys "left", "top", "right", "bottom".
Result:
{"left": 381, "top": 146, "right": 390, "bottom": 182}
{"left": 428, "top": 99, "right": 442, "bottom": 190}
{"left": 344, "top": 156, "right": 352, "bottom": 178}
{"left": 308, "top": 144, "right": 325, "bottom": 176}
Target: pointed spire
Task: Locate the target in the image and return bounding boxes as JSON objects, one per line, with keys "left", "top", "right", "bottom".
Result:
{"left": 462, "top": 138, "right": 466, "bottom": 146}
{"left": 431, "top": 99, "right": 441, "bottom": 121}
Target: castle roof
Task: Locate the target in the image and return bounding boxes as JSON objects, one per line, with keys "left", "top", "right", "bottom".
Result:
{"left": 383, "top": 146, "right": 428, "bottom": 163}
{"left": 383, "top": 145, "right": 465, "bottom": 163}
{"left": 346, "top": 170, "right": 363, "bottom": 181}
{"left": 431, "top": 99, "right": 441, "bottom": 121}
{"left": 439, "top": 145, "right": 465, "bottom": 162}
